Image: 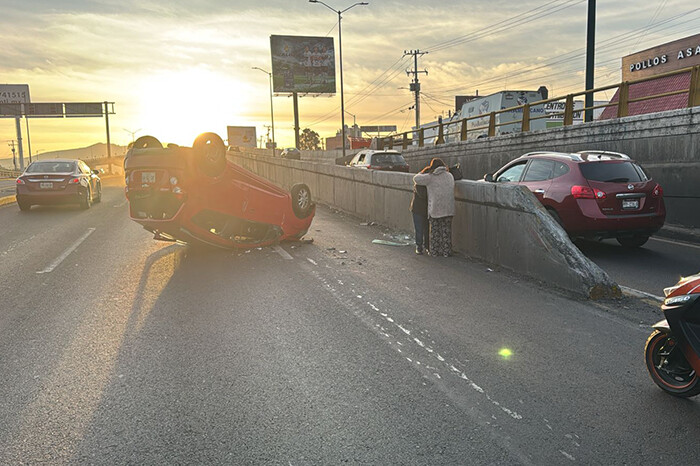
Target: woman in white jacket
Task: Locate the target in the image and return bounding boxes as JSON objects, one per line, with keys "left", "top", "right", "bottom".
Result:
{"left": 412, "top": 158, "right": 455, "bottom": 257}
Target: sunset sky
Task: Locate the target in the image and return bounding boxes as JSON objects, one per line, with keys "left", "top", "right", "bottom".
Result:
{"left": 1, "top": 0, "right": 699, "bottom": 160}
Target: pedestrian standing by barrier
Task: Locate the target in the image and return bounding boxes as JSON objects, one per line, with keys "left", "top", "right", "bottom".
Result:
{"left": 413, "top": 158, "right": 456, "bottom": 257}
{"left": 410, "top": 163, "right": 432, "bottom": 255}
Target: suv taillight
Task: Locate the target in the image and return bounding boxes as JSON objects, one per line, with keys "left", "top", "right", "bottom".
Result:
{"left": 16, "top": 179, "right": 25, "bottom": 184}
{"left": 571, "top": 185, "right": 606, "bottom": 199}
{"left": 70, "top": 177, "right": 81, "bottom": 184}
{"left": 652, "top": 184, "right": 663, "bottom": 198}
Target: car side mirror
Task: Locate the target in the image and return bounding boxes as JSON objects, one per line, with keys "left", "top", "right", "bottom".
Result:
{"left": 92, "top": 169, "right": 100, "bottom": 175}
{"left": 484, "top": 173, "right": 495, "bottom": 182}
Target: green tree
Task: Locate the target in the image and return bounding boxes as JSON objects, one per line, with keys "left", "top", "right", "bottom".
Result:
{"left": 299, "top": 128, "right": 321, "bottom": 150}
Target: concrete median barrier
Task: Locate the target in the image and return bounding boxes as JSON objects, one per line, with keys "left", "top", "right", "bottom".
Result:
{"left": 232, "top": 152, "right": 620, "bottom": 299}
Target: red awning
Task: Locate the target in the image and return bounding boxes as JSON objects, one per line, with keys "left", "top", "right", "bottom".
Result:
{"left": 598, "top": 71, "right": 691, "bottom": 120}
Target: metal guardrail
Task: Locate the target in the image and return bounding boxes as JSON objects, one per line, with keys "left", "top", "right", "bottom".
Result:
{"left": 380, "top": 65, "right": 700, "bottom": 149}
{"left": 0, "top": 169, "right": 21, "bottom": 178}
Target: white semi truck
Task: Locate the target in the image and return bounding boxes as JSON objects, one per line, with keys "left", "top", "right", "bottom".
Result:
{"left": 421, "top": 89, "right": 548, "bottom": 144}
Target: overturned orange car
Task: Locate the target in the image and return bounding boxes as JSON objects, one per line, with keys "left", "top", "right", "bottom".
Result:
{"left": 124, "top": 132, "right": 315, "bottom": 248}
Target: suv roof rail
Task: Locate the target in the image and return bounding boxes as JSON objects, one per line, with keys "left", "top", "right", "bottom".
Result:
{"left": 521, "top": 151, "right": 582, "bottom": 161}
{"left": 576, "top": 150, "right": 630, "bottom": 160}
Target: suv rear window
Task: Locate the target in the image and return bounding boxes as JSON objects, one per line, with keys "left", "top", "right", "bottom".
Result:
{"left": 372, "top": 153, "right": 405, "bottom": 165}
{"left": 579, "top": 161, "right": 648, "bottom": 183}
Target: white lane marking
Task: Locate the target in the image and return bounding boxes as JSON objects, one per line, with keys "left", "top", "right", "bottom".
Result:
{"left": 619, "top": 285, "right": 664, "bottom": 302}
{"left": 650, "top": 236, "right": 700, "bottom": 250}
{"left": 36, "top": 228, "right": 95, "bottom": 274}
{"left": 113, "top": 199, "right": 128, "bottom": 208}
{"left": 273, "top": 245, "right": 293, "bottom": 260}
{"left": 306, "top": 258, "right": 317, "bottom": 266}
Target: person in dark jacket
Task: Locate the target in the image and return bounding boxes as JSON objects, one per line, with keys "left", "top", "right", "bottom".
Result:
{"left": 410, "top": 163, "right": 432, "bottom": 254}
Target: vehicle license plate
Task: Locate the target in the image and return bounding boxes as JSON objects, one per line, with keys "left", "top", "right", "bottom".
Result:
{"left": 622, "top": 199, "right": 639, "bottom": 210}
{"left": 39, "top": 182, "right": 53, "bottom": 189}
{"left": 141, "top": 172, "right": 156, "bottom": 183}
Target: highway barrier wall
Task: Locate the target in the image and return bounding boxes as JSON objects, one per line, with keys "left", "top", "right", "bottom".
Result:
{"left": 232, "top": 152, "right": 620, "bottom": 299}
{"left": 283, "top": 107, "right": 698, "bottom": 229}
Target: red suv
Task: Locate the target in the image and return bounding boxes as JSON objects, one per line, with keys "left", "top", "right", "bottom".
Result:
{"left": 484, "top": 151, "right": 665, "bottom": 247}
{"left": 124, "top": 133, "right": 315, "bottom": 249}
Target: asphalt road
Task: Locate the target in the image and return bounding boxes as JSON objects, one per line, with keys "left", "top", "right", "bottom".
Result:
{"left": 0, "top": 181, "right": 699, "bottom": 464}
{"left": 577, "top": 236, "right": 700, "bottom": 299}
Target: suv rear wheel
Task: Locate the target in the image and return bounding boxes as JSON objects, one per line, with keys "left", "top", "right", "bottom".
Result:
{"left": 617, "top": 235, "right": 649, "bottom": 248}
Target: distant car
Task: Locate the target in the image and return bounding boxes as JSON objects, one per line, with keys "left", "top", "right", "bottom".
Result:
{"left": 483, "top": 150, "right": 665, "bottom": 247}
{"left": 348, "top": 150, "right": 409, "bottom": 173}
{"left": 15, "top": 158, "right": 102, "bottom": 211}
{"left": 280, "top": 148, "right": 301, "bottom": 160}
{"left": 124, "top": 133, "right": 315, "bottom": 249}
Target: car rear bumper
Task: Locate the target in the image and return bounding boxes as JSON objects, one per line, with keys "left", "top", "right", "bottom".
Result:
{"left": 568, "top": 199, "right": 666, "bottom": 238}
{"left": 16, "top": 186, "right": 84, "bottom": 205}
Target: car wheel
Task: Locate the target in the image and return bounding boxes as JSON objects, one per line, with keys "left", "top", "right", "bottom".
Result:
{"left": 132, "top": 135, "right": 163, "bottom": 149}
{"left": 17, "top": 199, "right": 31, "bottom": 211}
{"left": 193, "top": 132, "right": 227, "bottom": 177}
{"left": 617, "top": 235, "right": 649, "bottom": 248}
{"left": 94, "top": 183, "right": 102, "bottom": 203}
{"left": 290, "top": 183, "right": 313, "bottom": 219}
{"left": 80, "top": 186, "right": 92, "bottom": 210}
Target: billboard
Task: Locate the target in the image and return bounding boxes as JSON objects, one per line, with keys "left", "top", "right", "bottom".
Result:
{"left": 227, "top": 126, "right": 257, "bottom": 148}
{"left": 270, "top": 35, "right": 336, "bottom": 94}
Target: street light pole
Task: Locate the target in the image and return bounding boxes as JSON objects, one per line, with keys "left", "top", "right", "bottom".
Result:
{"left": 253, "top": 67, "right": 275, "bottom": 153}
{"left": 584, "top": 0, "right": 596, "bottom": 122}
{"left": 309, "top": 0, "right": 368, "bottom": 159}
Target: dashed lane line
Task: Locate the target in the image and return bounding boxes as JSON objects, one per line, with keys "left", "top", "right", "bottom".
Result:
{"left": 273, "top": 245, "right": 293, "bottom": 260}
{"left": 36, "top": 228, "right": 96, "bottom": 274}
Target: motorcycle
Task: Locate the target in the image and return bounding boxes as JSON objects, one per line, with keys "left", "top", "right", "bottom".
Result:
{"left": 645, "top": 272, "right": 700, "bottom": 397}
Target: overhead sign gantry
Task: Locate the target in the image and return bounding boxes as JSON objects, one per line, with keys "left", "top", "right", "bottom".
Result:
{"left": 0, "top": 84, "right": 115, "bottom": 170}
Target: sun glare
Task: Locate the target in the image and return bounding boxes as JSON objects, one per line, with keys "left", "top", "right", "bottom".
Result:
{"left": 135, "top": 68, "right": 252, "bottom": 146}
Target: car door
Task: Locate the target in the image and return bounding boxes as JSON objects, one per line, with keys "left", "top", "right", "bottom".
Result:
{"left": 520, "top": 159, "right": 556, "bottom": 203}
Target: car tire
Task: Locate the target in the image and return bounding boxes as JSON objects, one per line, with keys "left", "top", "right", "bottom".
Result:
{"left": 617, "top": 235, "right": 649, "bottom": 248}
{"left": 80, "top": 186, "right": 92, "bottom": 210}
{"left": 290, "top": 183, "right": 313, "bottom": 219}
{"left": 94, "top": 183, "right": 102, "bottom": 203}
{"left": 17, "top": 199, "right": 31, "bottom": 211}
{"left": 193, "top": 132, "right": 227, "bottom": 177}
{"left": 132, "top": 135, "right": 163, "bottom": 149}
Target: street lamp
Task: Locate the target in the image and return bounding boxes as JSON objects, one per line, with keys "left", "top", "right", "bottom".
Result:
{"left": 252, "top": 66, "right": 276, "bottom": 153}
{"left": 309, "top": 0, "right": 368, "bottom": 158}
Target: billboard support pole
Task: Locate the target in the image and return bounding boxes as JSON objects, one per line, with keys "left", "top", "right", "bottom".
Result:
{"left": 293, "top": 92, "right": 300, "bottom": 149}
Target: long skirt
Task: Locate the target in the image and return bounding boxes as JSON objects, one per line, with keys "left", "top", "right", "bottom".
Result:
{"left": 429, "top": 216, "right": 453, "bottom": 257}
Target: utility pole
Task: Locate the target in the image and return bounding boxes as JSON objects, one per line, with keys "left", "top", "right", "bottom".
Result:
{"left": 404, "top": 50, "right": 428, "bottom": 133}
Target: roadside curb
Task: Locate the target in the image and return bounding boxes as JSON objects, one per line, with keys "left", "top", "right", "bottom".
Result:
{"left": 657, "top": 224, "right": 700, "bottom": 245}
{"left": 0, "top": 195, "right": 16, "bottom": 207}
